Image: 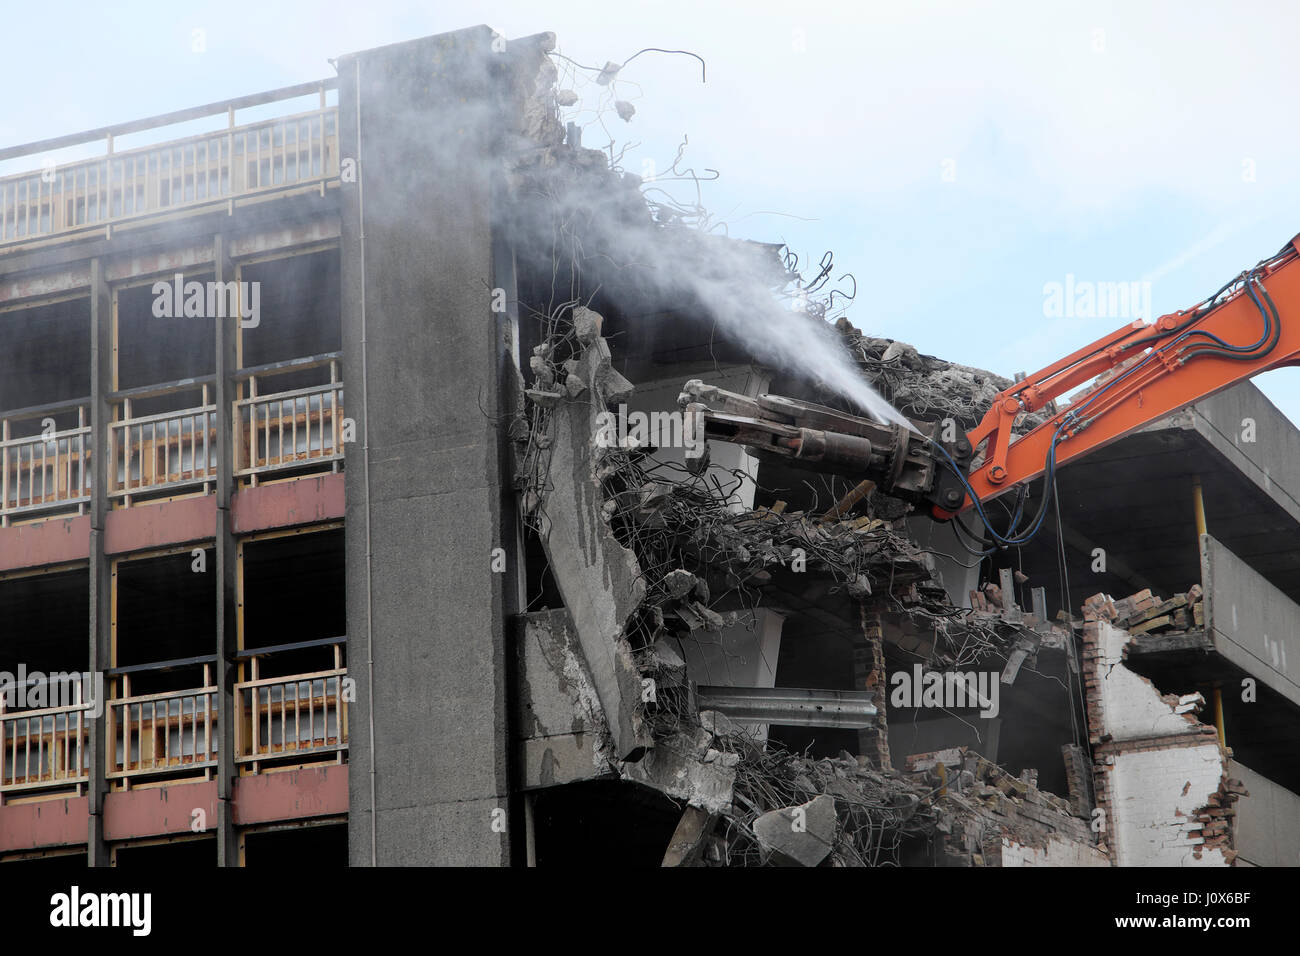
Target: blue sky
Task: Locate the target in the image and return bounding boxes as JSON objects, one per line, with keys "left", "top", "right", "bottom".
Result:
{"left": 5, "top": 1, "right": 1300, "bottom": 422}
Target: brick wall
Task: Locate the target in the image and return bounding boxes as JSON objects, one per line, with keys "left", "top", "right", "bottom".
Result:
{"left": 1082, "top": 617, "right": 1239, "bottom": 865}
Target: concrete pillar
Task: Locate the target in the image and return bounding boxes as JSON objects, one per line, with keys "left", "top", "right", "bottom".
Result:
{"left": 338, "top": 26, "right": 518, "bottom": 866}
{"left": 86, "top": 258, "right": 111, "bottom": 865}
{"left": 213, "top": 233, "right": 239, "bottom": 865}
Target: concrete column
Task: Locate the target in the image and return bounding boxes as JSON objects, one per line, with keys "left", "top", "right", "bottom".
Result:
{"left": 338, "top": 26, "right": 517, "bottom": 866}
{"left": 86, "top": 258, "right": 111, "bottom": 865}
{"left": 213, "top": 233, "right": 239, "bottom": 865}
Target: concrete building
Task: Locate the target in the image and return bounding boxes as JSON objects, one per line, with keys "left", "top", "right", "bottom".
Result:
{"left": 0, "top": 25, "right": 1292, "bottom": 867}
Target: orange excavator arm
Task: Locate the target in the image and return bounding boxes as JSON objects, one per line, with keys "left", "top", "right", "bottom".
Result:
{"left": 686, "top": 233, "right": 1300, "bottom": 543}
{"left": 940, "top": 233, "right": 1300, "bottom": 522}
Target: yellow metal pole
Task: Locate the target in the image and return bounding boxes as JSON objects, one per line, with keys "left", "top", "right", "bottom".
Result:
{"left": 1192, "top": 476, "right": 1224, "bottom": 745}
{"left": 1213, "top": 686, "right": 1226, "bottom": 748}
{"left": 1192, "top": 476, "right": 1208, "bottom": 537}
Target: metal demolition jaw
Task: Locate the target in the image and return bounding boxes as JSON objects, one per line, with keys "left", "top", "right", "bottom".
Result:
{"left": 678, "top": 380, "right": 972, "bottom": 517}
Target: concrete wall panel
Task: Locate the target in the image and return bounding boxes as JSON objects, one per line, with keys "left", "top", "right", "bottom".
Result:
{"left": 1230, "top": 759, "right": 1300, "bottom": 867}
{"left": 1202, "top": 533, "right": 1300, "bottom": 707}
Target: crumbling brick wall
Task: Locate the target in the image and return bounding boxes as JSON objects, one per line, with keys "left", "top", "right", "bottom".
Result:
{"left": 854, "top": 607, "right": 891, "bottom": 771}
{"left": 1082, "top": 616, "right": 1242, "bottom": 865}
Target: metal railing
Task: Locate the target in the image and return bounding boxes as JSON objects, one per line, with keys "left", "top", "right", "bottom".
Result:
{"left": 107, "top": 671, "right": 218, "bottom": 785}
{"left": 0, "top": 80, "right": 338, "bottom": 249}
{"left": 109, "top": 380, "right": 217, "bottom": 503}
{"left": 235, "top": 641, "right": 347, "bottom": 771}
{"left": 234, "top": 354, "right": 344, "bottom": 484}
{"left": 0, "top": 398, "right": 92, "bottom": 526}
{"left": 0, "top": 691, "right": 93, "bottom": 794}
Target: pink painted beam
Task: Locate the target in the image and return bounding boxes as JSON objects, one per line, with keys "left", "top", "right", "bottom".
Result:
{"left": 232, "top": 473, "right": 344, "bottom": 534}
{"left": 0, "top": 515, "right": 90, "bottom": 573}
{"left": 102, "top": 780, "right": 218, "bottom": 841}
{"left": 233, "top": 764, "right": 348, "bottom": 825}
{"left": 0, "top": 796, "right": 89, "bottom": 852}
{"left": 105, "top": 495, "right": 218, "bottom": 555}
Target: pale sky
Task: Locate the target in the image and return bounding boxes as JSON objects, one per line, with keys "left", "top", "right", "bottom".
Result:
{"left": 5, "top": 1, "right": 1300, "bottom": 422}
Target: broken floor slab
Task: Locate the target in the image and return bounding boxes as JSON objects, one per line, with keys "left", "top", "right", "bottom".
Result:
{"left": 515, "top": 609, "right": 617, "bottom": 789}
{"left": 531, "top": 332, "right": 650, "bottom": 760}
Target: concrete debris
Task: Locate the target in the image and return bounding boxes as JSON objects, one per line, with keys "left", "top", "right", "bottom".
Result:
{"left": 698, "top": 709, "right": 738, "bottom": 737}
{"left": 648, "top": 637, "right": 686, "bottom": 672}
{"left": 621, "top": 728, "right": 736, "bottom": 813}
{"left": 708, "top": 730, "right": 1089, "bottom": 866}
{"left": 660, "top": 568, "right": 699, "bottom": 600}
{"left": 834, "top": 316, "right": 1053, "bottom": 432}
{"left": 503, "top": 121, "right": 1129, "bottom": 868}
{"left": 754, "top": 794, "right": 837, "bottom": 867}
{"left": 572, "top": 305, "right": 603, "bottom": 344}
{"left": 880, "top": 340, "right": 922, "bottom": 369}
{"left": 524, "top": 386, "right": 563, "bottom": 407}
{"left": 595, "top": 60, "right": 621, "bottom": 84}
{"left": 525, "top": 327, "right": 653, "bottom": 759}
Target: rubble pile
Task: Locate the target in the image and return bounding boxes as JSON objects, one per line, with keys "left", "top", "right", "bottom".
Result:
{"left": 716, "top": 734, "right": 940, "bottom": 866}
{"left": 832, "top": 316, "right": 1053, "bottom": 433}
{"left": 1081, "top": 584, "right": 1205, "bottom": 635}
{"left": 679, "top": 721, "right": 1091, "bottom": 866}
{"left": 605, "top": 465, "right": 1028, "bottom": 670}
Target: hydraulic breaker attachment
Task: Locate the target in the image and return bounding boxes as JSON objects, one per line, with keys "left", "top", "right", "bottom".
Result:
{"left": 678, "top": 380, "right": 970, "bottom": 514}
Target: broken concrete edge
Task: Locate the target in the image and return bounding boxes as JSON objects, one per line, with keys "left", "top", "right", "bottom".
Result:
{"left": 525, "top": 328, "right": 650, "bottom": 761}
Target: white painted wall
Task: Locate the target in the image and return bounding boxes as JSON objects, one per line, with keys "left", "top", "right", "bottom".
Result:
{"left": 1107, "top": 745, "right": 1229, "bottom": 867}
{"left": 1095, "top": 621, "right": 1203, "bottom": 741}
{"left": 1092, "top": 621, "right": 1230, "bottom": 867}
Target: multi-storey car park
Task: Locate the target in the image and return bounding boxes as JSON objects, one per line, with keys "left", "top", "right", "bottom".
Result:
{"left": 0, "top": 26, "right": 1296, "bottom": 867}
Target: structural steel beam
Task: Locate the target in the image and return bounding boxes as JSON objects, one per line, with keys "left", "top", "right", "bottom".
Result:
{"left": 696, "top": 686, "right": 877, "bottom": 728}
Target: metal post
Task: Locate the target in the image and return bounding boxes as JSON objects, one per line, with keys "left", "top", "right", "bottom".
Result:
{"left": 1193, "top": 476, "right": 1208, "bottom": 537}
{"left": 1213, "top": 685, "right": 1226, "bottom": 748}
